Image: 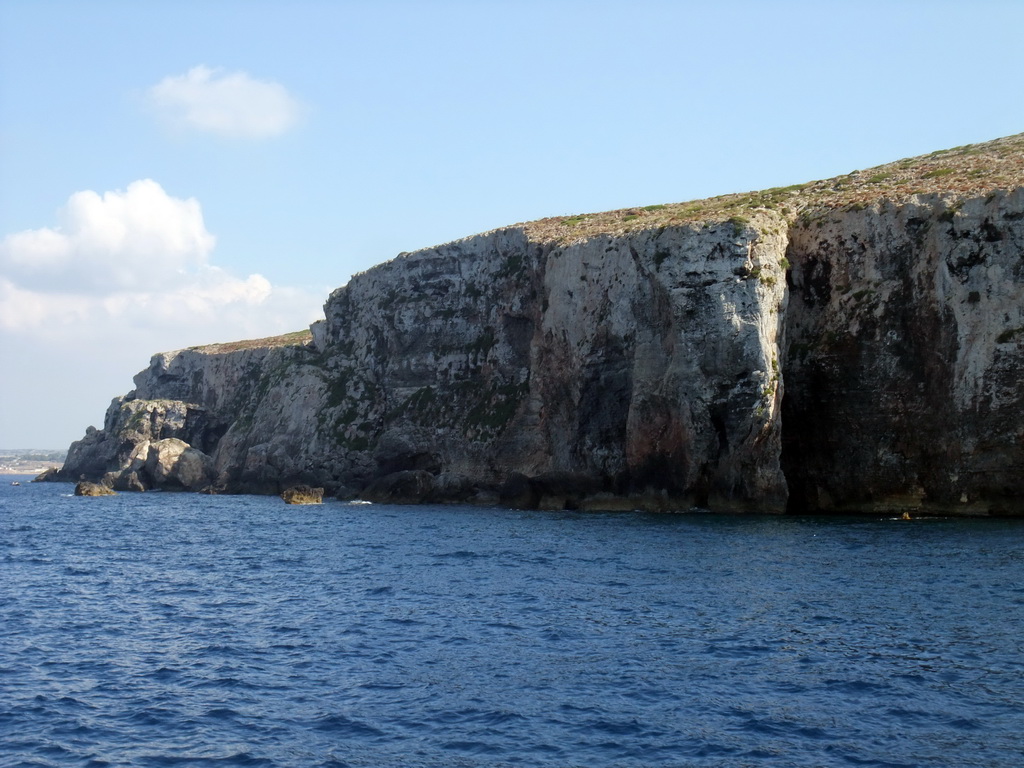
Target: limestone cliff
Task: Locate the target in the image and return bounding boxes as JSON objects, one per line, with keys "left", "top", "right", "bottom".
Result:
{"left": 58, "top": 133, "right": 1024, "bottom": 514}
{"left": 783, "top": 188, "right": 1024, "bottom": 514}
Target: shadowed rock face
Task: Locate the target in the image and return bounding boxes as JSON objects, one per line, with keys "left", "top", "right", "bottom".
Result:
{"left": 782, "top": 190, "right": 1024, "bottom": 515}
{"left": 55, "top": 161, "right": 1024, "bottom": 514}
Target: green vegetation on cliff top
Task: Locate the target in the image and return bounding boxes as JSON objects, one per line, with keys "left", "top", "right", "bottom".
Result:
{"left": 523, "top": 131, "right": 1024, "bottom": 242}
{"left": 182, "top": 132, "right": 1024, "bottom": 354}
{"left": 187, "top": 329, "right": 313, "bottom": 355}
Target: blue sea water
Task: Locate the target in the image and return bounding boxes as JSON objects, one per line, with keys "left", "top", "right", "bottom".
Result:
{"left": 1, "top": 478, "right": 1023, "bottom": 768}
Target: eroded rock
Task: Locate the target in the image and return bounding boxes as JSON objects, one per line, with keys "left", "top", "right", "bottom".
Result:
{"left": 75, "top": 481, "right": 116, "bottom": 497}
{"left": 145, "top": 438, "right": 214, "bottom": 490}
{"left": 363, "top": 470, "right": 436, "bottom": 504}
{"left": 281, "top": 485, "right": 324, "bottom": 504}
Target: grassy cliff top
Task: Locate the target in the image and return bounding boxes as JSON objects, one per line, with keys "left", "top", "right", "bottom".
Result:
{"left": 186, "top": 329, "right": 313, "bottom": 354}
{"left": 522, "top": 132, "right": 1024, "bottom": 243}
{"left": 181, "top": 133, "right": 1024, "bottom": 353}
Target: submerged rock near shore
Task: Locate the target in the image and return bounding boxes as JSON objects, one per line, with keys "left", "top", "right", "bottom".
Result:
{"left": 56, "top": 134, "right": 1024, "bottom": 515}
{"left": 74, "top": 481, "right": 116, "bottom": 497}
{"left": 280, "top": 485, "right": 324, "bottom": 505}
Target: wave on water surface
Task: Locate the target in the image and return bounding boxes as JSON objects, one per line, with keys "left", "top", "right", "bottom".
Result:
{"left": 2, "top": 480, "right": 1023, "bottom": 767}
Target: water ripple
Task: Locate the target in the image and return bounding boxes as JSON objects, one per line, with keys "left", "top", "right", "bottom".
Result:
{"left": 1, "top": 482, "right": 1023, "bottom": 767}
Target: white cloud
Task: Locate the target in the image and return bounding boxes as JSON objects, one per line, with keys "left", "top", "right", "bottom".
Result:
{"left": 1, "top": 180, "right": 215, "bottom": 293}
{"left": 0, "top": 180, "right": 323, "bottom": 344}
{"left": 147, "top": 65, "right": 303, "bottom": 139}
{"left": 0, "top": 180, "right": 327, "bottom": 447}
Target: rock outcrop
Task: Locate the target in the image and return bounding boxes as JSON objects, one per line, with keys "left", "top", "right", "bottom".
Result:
{"left": 55, "top": 133, "right": 1024, "bottom": 515}
{"left": 75, "top": 481, "right": 116, "bottom": 497}
{"left": 280, "top": 485, "right": 324, "bottom": 505}
{"left": 60, "top": 398, "right": 217, "bottom": 492}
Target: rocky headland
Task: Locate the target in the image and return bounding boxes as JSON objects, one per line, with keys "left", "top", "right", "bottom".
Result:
{"left": 56, "top": 134, "right": 1024, "bottom": 514}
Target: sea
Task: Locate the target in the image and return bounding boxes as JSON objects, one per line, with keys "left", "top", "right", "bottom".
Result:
{"left": 2, "top": 477, "right": 1023, "bottom": 768}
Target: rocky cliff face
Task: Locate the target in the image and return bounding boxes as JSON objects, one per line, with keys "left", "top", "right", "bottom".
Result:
{"left": 783, "top": 189, "right": 1024, "bottom": 514}
{"left": 58, "top": 134, "right": 1024, "bottom": 514}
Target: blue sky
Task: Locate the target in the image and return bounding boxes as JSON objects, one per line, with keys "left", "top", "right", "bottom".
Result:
{"left": 2, "top": 0, "right": 1023, "bottom": 449}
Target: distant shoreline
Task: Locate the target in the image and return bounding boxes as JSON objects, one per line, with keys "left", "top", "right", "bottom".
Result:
{"left": 0, "top": 463, "right": 62, "bottom": 476}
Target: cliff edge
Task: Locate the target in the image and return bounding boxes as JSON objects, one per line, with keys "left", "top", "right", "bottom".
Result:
{"left": 58, "top": 133, "right": 1024, "bottom": 514}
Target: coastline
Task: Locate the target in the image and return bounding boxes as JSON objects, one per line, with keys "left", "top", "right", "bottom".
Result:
{"left": 0, "top": 463, "right": 62, "bottom": 476}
